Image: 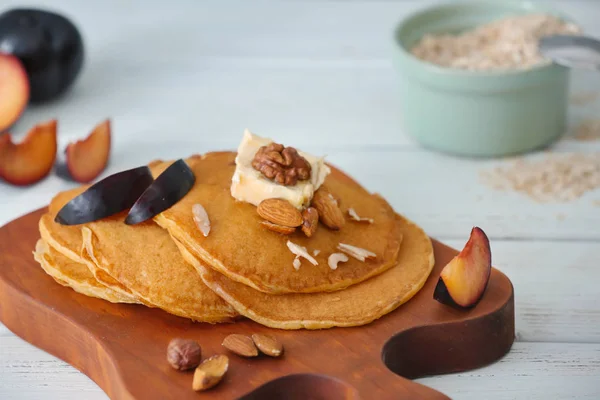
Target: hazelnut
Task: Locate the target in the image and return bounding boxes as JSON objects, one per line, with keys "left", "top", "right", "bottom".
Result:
{"left": 167, "top": 338, "right": 201, "bottom": 371}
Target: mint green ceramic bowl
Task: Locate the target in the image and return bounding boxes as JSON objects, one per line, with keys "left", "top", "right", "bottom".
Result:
{"left": 392, "top": 1, "right": 575, "bottom": 157}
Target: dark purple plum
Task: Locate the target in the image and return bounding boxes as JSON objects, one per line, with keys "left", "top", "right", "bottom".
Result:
{"left": 125, "top": 159, "right": 195, "bottom": 225}
{"left": 0, "top": 8, "right": 84, "bottom": 103}
{"left": 55, "top": 166, "right": 153, "bottom": 225}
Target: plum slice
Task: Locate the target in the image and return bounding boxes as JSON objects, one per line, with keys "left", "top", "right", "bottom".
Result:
{"left": 125, "top": 159, "right": 195, "bottom": 225}
{"left": 55, "top": 166, "right": 153, "bottom": 225}
{"left": 0, "top": 119, "right": 56, "bottom": 186}
{"left": 65, "top": 119, "right": 111, "bottom": 183}
{"left": 433, "top": 227, "right": 492, "bottom": 309}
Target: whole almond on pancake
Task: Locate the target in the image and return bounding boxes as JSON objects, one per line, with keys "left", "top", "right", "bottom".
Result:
{"left": 312, "top": 188, "right": 345, "bottom": 230}
{"left": 257, "top": 198, "right": 303, "bottom": 227}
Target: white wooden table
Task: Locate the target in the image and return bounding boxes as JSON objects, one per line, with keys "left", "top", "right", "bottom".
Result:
{"left": 1, "top": 1, "right": 600, "bottom": 399}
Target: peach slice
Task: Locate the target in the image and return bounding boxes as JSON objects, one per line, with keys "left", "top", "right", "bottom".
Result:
{"left": 434, "top": 227, "right": 491, "bottom": 309}
{"left": 0, "top": 120, "right": 57, "bottom": 185}
{"left": 0, "top": 53, "right": 29, "bottom": 132}
{"left": 65, "top": 119, "right": 111, "bottom": 183}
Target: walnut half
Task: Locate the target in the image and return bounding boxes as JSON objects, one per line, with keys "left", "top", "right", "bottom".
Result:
{"left": 251, "top": 142, "right": 311, "bottom": 186}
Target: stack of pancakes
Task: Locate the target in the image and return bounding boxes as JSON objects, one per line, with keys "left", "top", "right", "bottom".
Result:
{"left": 34, "top": 152, "right": 435, "bottom": 329}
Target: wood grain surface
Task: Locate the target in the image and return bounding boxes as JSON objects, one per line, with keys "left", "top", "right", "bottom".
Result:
{"left": 0, "top": 208, "right": 514, "bottom": 399}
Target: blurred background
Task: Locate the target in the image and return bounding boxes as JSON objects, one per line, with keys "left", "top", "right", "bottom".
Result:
{"left": 1, "top": 0, "right": 595, "bottom": 150}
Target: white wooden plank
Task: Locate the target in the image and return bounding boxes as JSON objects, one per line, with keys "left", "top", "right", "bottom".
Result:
{"left": 1, "top": 336, "right": 598, "bottom": 400}
{"left": 416, "top": 342, "right": 600, "bottom": 400}
{"left": 0, "top": 336, "right": 108, "bottom": 400}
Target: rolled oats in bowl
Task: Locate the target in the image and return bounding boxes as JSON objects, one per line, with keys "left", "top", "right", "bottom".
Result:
{"left": 392, "top": 1, "right": 580, "bottom": 157}
{"left": 411, "top": 14, "right": 581, "bottom": 71}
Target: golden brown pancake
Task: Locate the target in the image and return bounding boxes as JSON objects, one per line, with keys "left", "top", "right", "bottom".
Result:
{"left": 40, "top": 190, "right": 139, "bottom": 301}
{"left": 152, "top": 152, "right": 401, "bottom": 294}
{"left": 40, "top": 186, "right": 237, "bottom": 322}
{"left": 80, "top": 212, "right": 237, "bottom": 323}
{"left": 33, "top": 240, "right": 137, "bottom": 303}
{"left": 172, "top": 214, "right": 434, "bottom": 330}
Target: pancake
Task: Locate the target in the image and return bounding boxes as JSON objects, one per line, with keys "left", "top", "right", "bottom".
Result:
{"left": 152, "top": 152, "right": 402, "bottom": 294}
{"left": 33, "top": 240, "right": 137, "bottom": 303}
{"left": 80, "top": 212, "right": 238, "bottom": 323}
{"left": 171, "top": 214, "right": 434, "bottom": 330}
{"left": 40, "top": 190, "right": 140, "bottom": 302}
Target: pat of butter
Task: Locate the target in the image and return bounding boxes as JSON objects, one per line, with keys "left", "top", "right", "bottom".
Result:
{"left": 231, "top": 129, "right": 330, "bottom": 209}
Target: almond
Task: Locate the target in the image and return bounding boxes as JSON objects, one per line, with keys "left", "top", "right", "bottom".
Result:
{"left": 312, "top": 189, "right": 345, "bottom": 230}
{"left": 337, "top": 243, "right": 376, "bottom": 262}
{"left": 192, "top": 203, "right": 211, "bottom": 236}
{"left": 347, "top": 207, "right": 374, "bottom": 223}
{"left": 192, "top": 354, "right": 229, "bottom": 391}
{"left": 222, "top": 334, "right": 258, "bottom": 357}
{"left": 252, "top": 333, "right": 283, "bottom": 357}
{"left": 286, "top": 240, "right": 318, "bottom": 266}
{"left": 257, "top": 198, "right": 303, "bottom": 227}
{"left": 301, "top": 207, "right": 319, "bottom": 237}
{"left": 260, "top": 221, "right": 296, "bottom": 235}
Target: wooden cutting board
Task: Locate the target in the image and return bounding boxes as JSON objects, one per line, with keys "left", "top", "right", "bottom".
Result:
{"left": 0, "top": 208, "right": 514, "bottom": 400}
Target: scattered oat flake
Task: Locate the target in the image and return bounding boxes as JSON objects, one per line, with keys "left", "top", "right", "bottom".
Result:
{"left": 192, "top": 204, "right": 211, "bottom": 237}
{"left": 292, "top": 257, "right": 301, "bottom": 271}
{"left": 570, "top": 92, "right": 598, "bottom": 106}
{"left": 313, "top": 249, "right": 321, "bottom": 256}
{"left": 337, "top": 243, "right": 376, "bottom": 262}
{"left": 286, "top": 241, "right": 318, "bottom": 266}
{"left": 347, "top": 208, "right": 374, "bottom": 223}
{"left": 480, "top": 153, "right": 600, "bottom": 202}
{"left": 572, "top": 119, "right": 600, "bottom": 141}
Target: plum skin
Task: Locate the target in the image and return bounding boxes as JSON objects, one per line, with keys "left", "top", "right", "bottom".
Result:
{"left": 0, "top": 8, "right": 84, "bottom": 103}
{"left": 126, "top": 159, "right": 196, "bottom": 225}
{"left": 55, "top": 166, "right": 154, "bottom": 226}
{"left": 433, "top": 227, "right": 492, "bottom": 309}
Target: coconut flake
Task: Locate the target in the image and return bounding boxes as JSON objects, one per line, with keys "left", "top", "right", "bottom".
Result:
{"left": 337, "top": 243, "right": 376, "bottom": 262}
{"left": 192, "top": 203, "right": 211, "bottom": 237}
{"left": 328, "top": 252, "right": 349, "bottom": 270}
{"left": 348, "top": 208, "right": 374, "bottom": 223}
{"left": 313, "top": 249, "right": 321, "bottom": 256}
{"left": 292, "top": 257, "right": 302, "bottom": 271}
{"left": 286, "top": 241, "right": 318, "bottom": 267}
